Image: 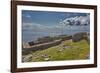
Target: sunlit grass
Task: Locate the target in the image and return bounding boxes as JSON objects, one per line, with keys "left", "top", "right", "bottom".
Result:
{"left": 23, "top": 39, "right": 89, "bottom": 62}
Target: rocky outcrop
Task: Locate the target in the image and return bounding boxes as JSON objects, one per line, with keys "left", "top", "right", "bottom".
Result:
{"left": 72, "top": 32, "right": 89, "bottom": 42}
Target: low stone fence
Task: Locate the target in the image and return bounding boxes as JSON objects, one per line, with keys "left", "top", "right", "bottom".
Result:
{"left": 61, "top": 36, "right": 72, "bottom": 41}
{"left": 22, "top": 39, "right": 62, "bottom": 55}
{"left": 22, "top": 32, "right": 89, "bottom": 55}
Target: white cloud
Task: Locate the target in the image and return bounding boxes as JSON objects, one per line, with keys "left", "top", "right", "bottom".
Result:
{"left": 22, "top": 23, "right": 45, "bottom": 31}
{"left": 25, "top": 14, "right": 31, "bottom": 18}
{"left": 22, "top": 13, "right": 31, "bottom": 18}
{"left": 22, "top": 14, "right": 90, "bottom": 33}
{"left": 59, "top": 15, "right": 90, "bottom": 26}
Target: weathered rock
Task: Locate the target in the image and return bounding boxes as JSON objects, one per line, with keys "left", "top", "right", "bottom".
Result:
{"left": 72, "top": 32, "right": 88, "bottom": 42}
{"left": 44, "top": 58, "right": 50, "bottom": 61}
{"left": 22, "top": 54, "right": 32, "bottom": 62}
{"left": 58, "top": 49, "right": 63, "bottom": 52}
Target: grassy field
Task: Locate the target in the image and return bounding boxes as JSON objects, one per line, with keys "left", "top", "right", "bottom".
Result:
{"left": 22, "top": 39, "right": 90, "bottom": 62}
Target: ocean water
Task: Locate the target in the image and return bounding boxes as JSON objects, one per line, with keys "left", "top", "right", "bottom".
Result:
{"left": 22, "top": 30, "right": 89, "bottom": 42}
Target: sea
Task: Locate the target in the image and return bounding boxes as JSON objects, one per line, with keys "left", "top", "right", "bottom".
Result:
{"left": 22, "top": 30, "right": 90, "bottom": 43}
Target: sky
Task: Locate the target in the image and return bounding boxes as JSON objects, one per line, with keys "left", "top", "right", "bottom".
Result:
{"left": 22, "top": 10, "right": 89, "bottom": 26}
{"left": 22, "top": 10, "right": 90, "bottom": 42}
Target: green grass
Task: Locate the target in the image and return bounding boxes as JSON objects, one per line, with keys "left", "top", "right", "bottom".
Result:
{"left": 23, "top": 39, "right": 90, "bottom": 62}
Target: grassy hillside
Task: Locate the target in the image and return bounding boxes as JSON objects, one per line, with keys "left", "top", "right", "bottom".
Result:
{"left": 22, "top": 39, "right": 89, "bottom": 62}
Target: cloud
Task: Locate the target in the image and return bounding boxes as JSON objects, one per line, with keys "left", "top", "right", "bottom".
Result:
{"left": 59, "top": 15, "right": 90, "bottom": 26}
{"left": 22, "top": 14, "right": 90, "bottom": 33}
{"left": 22, "top": 22, "right": 57, "bottom": 32}
{"left": 22, "top": 14, "right": 31, "bottom": 18}
{"left": 26, "top": 14, "right": 31, "bottom": 18}
{"left": 22, "top": 23, "right": 45, "bottom": 31}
